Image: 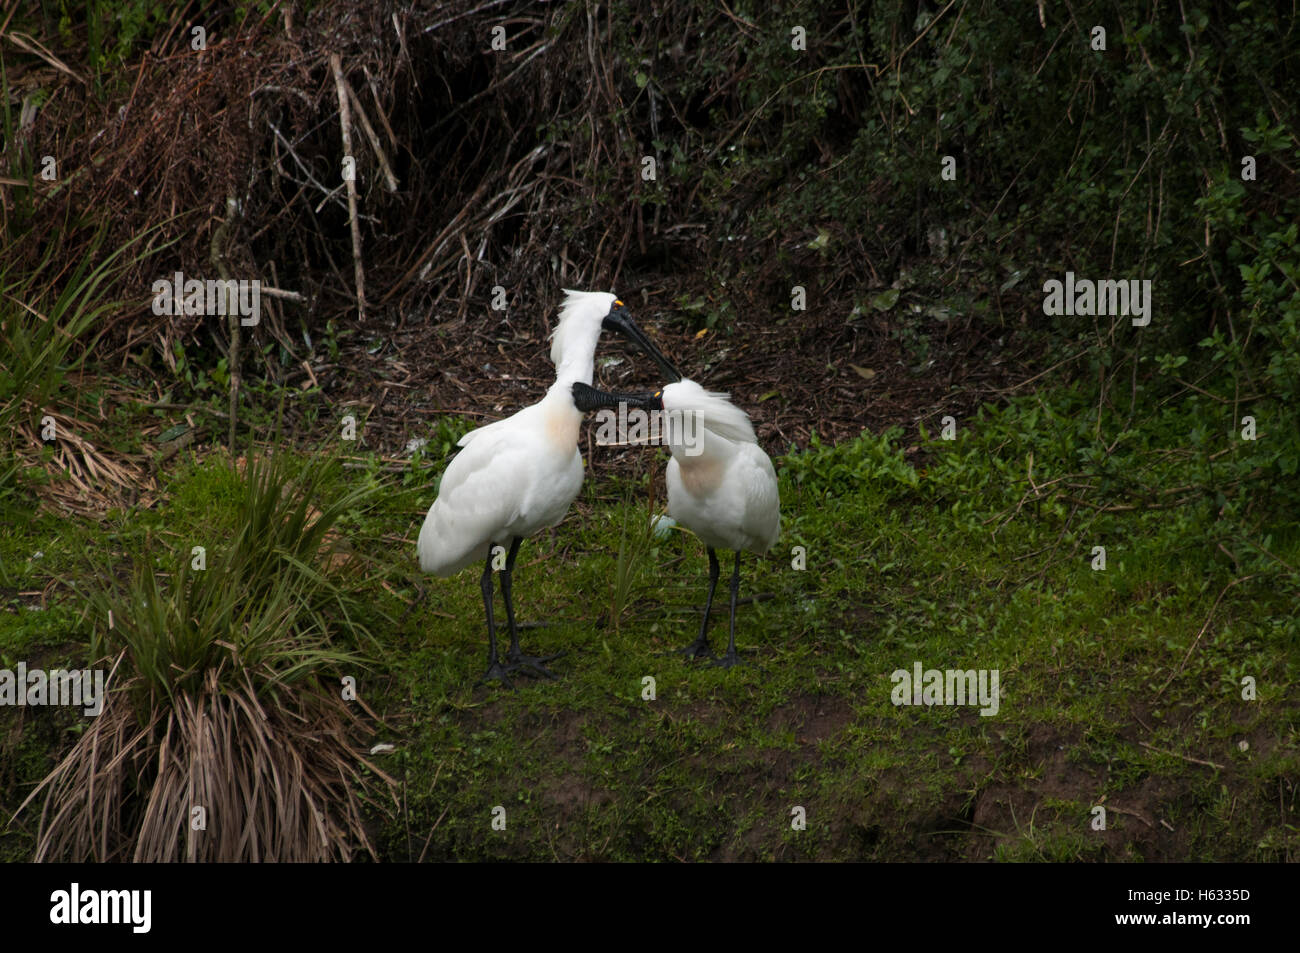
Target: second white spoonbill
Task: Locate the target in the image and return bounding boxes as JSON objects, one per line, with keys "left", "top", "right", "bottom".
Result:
{"left": 573, "top": 378, "right": 779, "bottom": 667}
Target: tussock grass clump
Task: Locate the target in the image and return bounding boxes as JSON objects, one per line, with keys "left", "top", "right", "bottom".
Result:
{"left": 0, "top": 225, "right": 166, "bottom": 508}
{"left": 20, "top": 450, "right": 395, "bottom": 861}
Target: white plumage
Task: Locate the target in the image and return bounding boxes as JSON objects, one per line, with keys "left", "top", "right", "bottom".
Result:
{"left": 416, "top": 397, "right": 584, "bottom": 576}
{"left": 661, "top": 379, "right": 780, "bottom": 556}
{"left": 418, "top": 291, "right": 611, "bottom": 576}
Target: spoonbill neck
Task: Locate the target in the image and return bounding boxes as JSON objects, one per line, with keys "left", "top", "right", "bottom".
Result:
{"left": 549, "top": 322, "right": 600, "bottom": 388}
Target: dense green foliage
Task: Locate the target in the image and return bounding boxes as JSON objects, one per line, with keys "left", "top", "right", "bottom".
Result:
{"left": 605, "top": 0, "right": 1300, "bottom": 579}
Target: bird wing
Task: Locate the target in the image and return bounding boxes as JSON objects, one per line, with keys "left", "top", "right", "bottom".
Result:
{"left": 741, "top": 444, "right": 781, "bottom": 552}
{"left": 418, "top": 406, "right": 585, "bottom": 575}
{"left": 456, "top": 406, "right": 537, "bottom": 448}
{"left": 418, "top": 428, "right": 529, "bottom": 575}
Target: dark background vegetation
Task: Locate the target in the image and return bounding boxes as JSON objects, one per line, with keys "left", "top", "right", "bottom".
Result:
{"left": 0, "top": 0, "right": 1297, "bottom": 861}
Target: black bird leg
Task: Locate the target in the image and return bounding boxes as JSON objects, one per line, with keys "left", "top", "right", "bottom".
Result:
{"left": 478, "top": 552, "right": 513, "bottom": 687}
{"left": 712, "top": 551, "right": 744, "bottom": 668}
{"left": 502, "top": 536, "right": 563, "bottom": 678}
{"left": 677, "top": 547, "right": 720, "bottom": 660}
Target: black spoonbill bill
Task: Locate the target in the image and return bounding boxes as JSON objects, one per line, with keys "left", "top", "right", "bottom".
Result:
{"left": 419, "top": 291, "right": 680, "bottom": 686}
{"left": 572, "top": 378, "right": 779, "bottom": 667}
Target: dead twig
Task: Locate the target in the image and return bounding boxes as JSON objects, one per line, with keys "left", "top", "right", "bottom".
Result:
{"left": 1155, "top": 573, "right": 1261, "bottom": 699}
{"left": 210, "top": 196, "right": 240, "bottom": 449}
{"left": 330, "top": 52, "right": 366, "bottom": 323}
{"left": 344, "top": 81, "right": 398, "bottom": 192}
{"left": 1139, "top": 741, "right": 1225, "bottom": 772}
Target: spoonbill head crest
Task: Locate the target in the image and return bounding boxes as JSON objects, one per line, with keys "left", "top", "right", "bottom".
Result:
{"left": 660, "top": 379, "right": 758, "bottom": 446}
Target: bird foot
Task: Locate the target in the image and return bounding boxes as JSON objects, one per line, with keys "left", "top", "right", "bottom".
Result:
{"left": 666, "top": 638, "right": 714, "bottom": 661}
{"left": 505, "top": 649, "right": 565, "bottom": 680}
{"left": 711, "top": 648, "right": 744, "bottom": 669}
{"left": 477, "top": 660, "right": 516, "bottom": 689}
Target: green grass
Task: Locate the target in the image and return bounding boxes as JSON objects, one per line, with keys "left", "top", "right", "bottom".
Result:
{"left": 2, "top": 388, "right": 1298, "bottom": 862}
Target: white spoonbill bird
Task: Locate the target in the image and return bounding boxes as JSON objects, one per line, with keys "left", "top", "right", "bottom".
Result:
{"left": 419, "top": 291, "right": 680, "bottom": 686}
{"left": 573, "top": 378, "right": 780, "bottom": 667}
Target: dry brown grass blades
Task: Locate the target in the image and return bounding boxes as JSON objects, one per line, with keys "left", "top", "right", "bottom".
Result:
{"left": 15, "top": 408, "right": 156, "bottom": 517}
{"left": 23, "top": 665, "right": 393, "bottom": 862}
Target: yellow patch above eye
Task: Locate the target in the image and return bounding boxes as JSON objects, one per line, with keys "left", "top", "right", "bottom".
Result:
{"left": 614, "top": 300, "right": 623, "bottom": 307}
